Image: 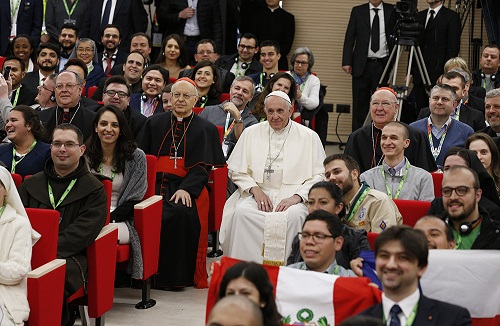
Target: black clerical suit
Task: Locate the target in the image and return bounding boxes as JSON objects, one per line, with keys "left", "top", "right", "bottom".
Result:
{"left": 10, "top": 86, "right": 37, "bottom": 106}
{"left": 471, "top": 69, "right": 500, "bottom": 92}
{"left": 417, "top": 104, "right": 486, "bottom": 131}
{"left": 342, "top": 2, "right": 394, "bottom": 132}
{"left": 38, "top": 103, "right": 96, "bottom": 141}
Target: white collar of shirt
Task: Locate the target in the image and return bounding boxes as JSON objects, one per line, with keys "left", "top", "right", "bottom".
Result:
{"left": 369, "top": 3, "right": 383, "bottom": 10}
{"left": 102, "top": 49, "right": 118, "bottom": 61}
{"left": 368, "top": 3, "right": 387, "bottom": 58}
{"left": 428, "top": 115, "right": 452, "bottom": 130}
{"left": 383, "top": 157, "right": 407, "bottom": 176}
{"left": 382, "top": 289, "right": 420, "bottom": 325}
{"left": 38, "top": 71, "right": 46, "bottom": 85}
{"left": 428, "top": 4, "right": 443, "bottom": 16}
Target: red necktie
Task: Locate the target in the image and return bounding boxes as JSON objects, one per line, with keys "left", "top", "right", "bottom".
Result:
{"left": 105, "top": 57, "right": 112, "bottom": 75}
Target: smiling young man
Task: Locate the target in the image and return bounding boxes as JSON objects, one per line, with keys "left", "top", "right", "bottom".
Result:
{"left": 249, "top": 40, "right": 281, "bottom": 92}
{"left": 220, "top": 90, "right": 325, "bottom": 265}
{"left": 129, "top": 64, "right": 169, "bottom": 117}
{"left": 288, "top": 210, "right": 356, "bottom": 276}
{"left": 216, "top": 33, "right": 262, "bottom": 77}
{"left": 23, "top": 43, "right": 60, "bottom": 94}
{"left": 360, "top": 122, "right": 434, "bottom": 201}
{"left": 324, "top": 153, "right": 401, "bottom": 233}
{"left": 410, "top": 84, "right": 473, "bottom": 169}
{"left": 19, "top": 123, "right": 107, "bottom": 326}
{"left": 98, "top": 24, "right": 128, "bottom": 75}
{"left": 441, "top": 166, "right": 500, "bottom": 249}
{"left": 2, "top": 57, "right": 37, "bottom": 107}
{"left": 358, "top": 226, "right": 471, "bottom": 325}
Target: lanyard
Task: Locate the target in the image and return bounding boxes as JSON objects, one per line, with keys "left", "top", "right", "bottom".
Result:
{"left": 346, "top": 183, "right": 370, "bottom": 222}
{"left": 235, "top": 62, "right": 249, "bottom": 77}
{"left": 223, "top": 111, "right": 236, "bottom": 139}
{"left": 140, "top": 98, "right": 159, "bottom": 116}
{"left": 10, "top": 0, "right": 22, "bottom": 21}
{"left": 453, "top": 105, "right": 460, "bottom": 120}
{"left": 63, "top": 0, "right": 79, "bottom": 18}
{"left": 427, "top": 119, "right": 450, "bottom": 161}
{"left": 0, "top": 203, "right": 6, "bottom": 219}
{"left": 383, "top": 302, "right": 419, "bottom": 326}
{"left": 98, "top": 163, "right": 116, "bottom": 181}
{"left": 199, "top": 96, "right": 208, "bottom": 108}
{"left": 381, "top": 160, "right": 410, "bottom": 199}
{"left": 48, "top": 179, "right": 77, "bottom": 209}
{"left": 11, "top": 139, "right": 37, "bottom": 173}
{"left": 11, "top": 88, "right": 21, "bottom": 106}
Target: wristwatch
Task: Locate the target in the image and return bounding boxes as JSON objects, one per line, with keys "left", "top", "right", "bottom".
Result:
{"left": 235, "top": 116, "right": 243, "bottom": 123}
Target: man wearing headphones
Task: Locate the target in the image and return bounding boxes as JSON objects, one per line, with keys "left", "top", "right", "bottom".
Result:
{"left": 441, "top": 165, "right": 500, "bottom": 249}
{"left": 249, "top": 40, "right": 280, "bottom": 93}
{"left": 215, "top": 33, "right": 263, "bottom": 78}
{"left": 471, "top": 44, "right": 500, "bottom": 93}
{"left": 129, "top": 64, "right": 169, "bottom": 117}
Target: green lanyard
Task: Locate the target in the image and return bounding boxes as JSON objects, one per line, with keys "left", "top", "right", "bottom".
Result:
{"left": 11, "top": 88, "right": 21, "bottom": 106}
{"left": 0, "top": 203, "right": 6, "bottom": 219}
{"left": 346, "top": 183, "right": 370, "bottom": 222}
{"left": 10, "top": 0, "right": 22, "bottom": 20}
{"left": 453, "top": 105, "right": 461, "bottom": 121}
{"left": 199, "top": 96, "right": 208, "bottom": 108}
{"left": 381, "top": 160, "right": 410, "bottom": 199}
{"left": 235, "top": 63, "right": 249, "bottom": 77}
{"left": 98, "top": 163, "right": 116, "bottom": 181}
{"left": 48, "top": 179, "right": 77, "bottom": 209}
{"left": 11, "top": 139, "right": 37, "bottom": 173}
{"left": 383, "top": 302, "right": 418, "bottom": 326}
{"left": 63, "top": 0, "right": 79, "bottom": 18}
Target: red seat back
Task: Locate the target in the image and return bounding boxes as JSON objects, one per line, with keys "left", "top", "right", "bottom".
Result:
{"left": 219, "top": 93, "right": 230, "bottom": 103}
{"left": 144, "top": 155, "right": 157, "bottom": 200}
{"left": 193, "top": 107, "right": 204, "bottom": 115}
{"left": 26, "top": 208, "right": 60, "bottom": 270}
{"left": 169, "top": 77, "right": 177, "bottom": 84}
{"left": 431, "top": 172, "right": 443, "bottom": 197}
{"left": 367, "top": 232, "right": 379, "bottom": 251}
{"left": 393, "top": 199, "right": 431, "bottom": 227}
{"left": 11, "top": 173, "right": 22, "bottom": 187}
{"left": 102, "top": 179, "right": 112, "bottom": 224}
{"left": 87, "top": 86, "right": 98, "bottom": 98}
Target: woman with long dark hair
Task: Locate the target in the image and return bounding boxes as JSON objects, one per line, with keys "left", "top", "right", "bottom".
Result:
{"left": 219, "top": 261, "right": 282, "bottom": 326}
{"left": 190, "top": 60, "right": 222, "bottom": 108}
{"left": 0, "top": 105, "right": 50, "bottom": 178}
{"left": 85, "top": 105, "right": 147, "bottom": 278}
{"left": 156, "top": 34, "right": 190, "bottom": 79}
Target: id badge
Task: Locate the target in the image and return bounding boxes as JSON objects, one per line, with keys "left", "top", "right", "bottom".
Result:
{"left": 64, "top": 19, "right": 77, "bottom": 24}
{"left": 152, "top": 33, "right": 163, "bottom": 48}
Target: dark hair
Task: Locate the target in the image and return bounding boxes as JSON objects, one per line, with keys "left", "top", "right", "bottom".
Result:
{"left": 142, "top": 64, "right": 169, "bottom": 85}
{"left": 100, "top": 24, "right": 122, "bottom": 39}
{"left": 251, "top": 72, "right": 297, "bottom": 119}
{"left": 131, "top": 32, "right": 152, "bottom": 48}
{"left": 465, "top": 132, "right": 500, "bottom": 194}
{"left": 196, "top": 39, "right": 217, "bottom": 54}
{"left": 85, "top": 105, "right": 136, "bottom": 173}
{"left": 2, "top": 56, "right": 25, "bottom": 72}
{"left": 416, "top": 215, "right": 455, "bottom": 243}
{"left": 442, "top": 70, "right": 466, "bottom": 89}
{"left": 11, "top": 34, "right": 37, "bottom": 66}
{"left": 189, "top": 60, "right": 222, "bottom": 99}
{"left": 60, "top": 23, "right": 79, "bottom": 35}
{"left": 104, "top": 75, "right": 132, "bottom": 95}
{"left": 240, "top": 33, "right": 259, "bottom": 46}
{"left": 218, "top": 262, "right": 282, "bottom": 326}
{"left": 259, "top": 40, "right": 280, "bottom": 54}
{"left": 156, "top": 34, "right": 189, "bottom": 69}
{"left": 36, "top": 42, "right": 61, "bottom": 59}
{"left": 483, "top": 43, "right": 500, "bottom": 55}
{"left": 53, "top": 123, "right": 84, "bottom": 144}
{"left": 11, "top": 105, "right": 48, "bottom": 142}
{"left": 303, "top": 210, "right": 343, "bottom": 238}
{"left": 374, "top": 226, "right": 428, "bottom": 268}
{"left": 308, "top": 181, "right": 345, "bottom": 218}
{"left": 127, "top": 50, "right": 146, "bottom": 64}
{"left": 64, "top": 58, "right": 88, "bottom": 79}
{"left": 162, "top": 83, "right": 173, "bottom": 93}
{"left": 324, "top": 153, "right": 360, "bottom": 173}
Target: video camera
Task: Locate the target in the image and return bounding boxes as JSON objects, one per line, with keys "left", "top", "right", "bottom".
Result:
{"left": 394, "top": 0, "right": 422, "bottom": 40}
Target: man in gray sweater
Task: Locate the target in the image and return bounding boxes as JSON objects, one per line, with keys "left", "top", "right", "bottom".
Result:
{"left": 360, "top": 122, "right": 435, "bottom": 201}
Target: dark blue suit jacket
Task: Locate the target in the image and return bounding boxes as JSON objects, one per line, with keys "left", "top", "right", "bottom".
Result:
{"left": 130, "top": 94, "right": 164, "bottom": 117}
{"left": 0, "top": 0, "right": 43, "bottom": 56}
{"left": 358, "top": 295, "right": 471, "bottom": 326}
{"left": 0, "top": 141, "right": 50, "bottom": 178}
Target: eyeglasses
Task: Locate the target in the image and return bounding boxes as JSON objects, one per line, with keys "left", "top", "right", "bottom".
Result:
{"left": 294, "top": 60, "right": 309, "bottom": 66}
{"left": 40, "top": 84, "right": 54, "bottom": 92}
{"left": 77, "top": 47, "right": 94, "bottom": 53}
{"left": 196, "top": 51, "right": 214, "bottom": 55}
{"left": 238, "top": 44, "right": 256, "bottom": 50}
{"left": 298, "top": 232, "right": 335, "bottom": 243}
{"left": 55, "top": 83, "right": 80, "bottom": 91}
{"left": 370, "top": 101, "right": 395, "bottom": 108}
{"left": 51, "top": 141, "right": 81, "bottom": 149}
{"left": 104, "top": 90, "right": 129, "bottom": 98}
{"left": 441, "top": 186, "right": 477, "bottom": 197}
{"left": 172, "top": 92, "right": 197, "bottom": 100}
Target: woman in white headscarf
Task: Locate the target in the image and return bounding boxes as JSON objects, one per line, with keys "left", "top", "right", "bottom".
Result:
{"left": 0, "top": 166, "right": 40, "bottom": 326}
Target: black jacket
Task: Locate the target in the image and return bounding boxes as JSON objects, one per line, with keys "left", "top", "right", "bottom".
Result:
{"left": 215, "top": 53, "right": 262, "bottom": 77}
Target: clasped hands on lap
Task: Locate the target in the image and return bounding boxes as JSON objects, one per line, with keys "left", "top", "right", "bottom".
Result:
{"left": 249, "top": 186, "right": 301, "bottom": 212}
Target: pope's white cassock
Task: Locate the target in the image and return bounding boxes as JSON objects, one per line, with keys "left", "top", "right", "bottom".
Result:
{"left": 220, "top": 119, "right": 326, "bottom": 265}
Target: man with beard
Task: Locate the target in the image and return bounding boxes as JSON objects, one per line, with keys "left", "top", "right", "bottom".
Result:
{"left": 441, "top": 166, "right": 500, "bottom": 249}
{"left": 479, "top": 89, "right": 500, "bottom": 138}
{"left": 98, "top": 24, "right": 128, "bottom": 76}
{"left": 324, "top": 153, "right": 401, "bottom": 233}
{"left": 199, "top": 76, "right": 258, "bottom": 159}
{"left": 58, "top": 23, "right": 79, "bottom": 71}
{"left": 23, "top": 43, "right": 60, "bottom": 93}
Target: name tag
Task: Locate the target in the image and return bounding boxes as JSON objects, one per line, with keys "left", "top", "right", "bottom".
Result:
{"left": 64, "top": 19, "right": 77, "bottom": 24}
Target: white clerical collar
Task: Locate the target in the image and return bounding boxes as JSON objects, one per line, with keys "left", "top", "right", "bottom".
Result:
{"left": 382, "top": 288, "right": 420, "bottom": 324}
{"left": 268, "top": 6, "right": 279, "bottom": 12}
{"left": 270, "top": 119, "right": 292, "bottom": 134}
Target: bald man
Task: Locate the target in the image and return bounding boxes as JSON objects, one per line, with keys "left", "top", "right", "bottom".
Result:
{"left": 345, "top": 88, "right": 438, "bottom": 173}
{"left": 207, "top": 296, "right": 264, "bottom": 326}
{"left": 137, "top": 78, "right": 226, "bottom": 289}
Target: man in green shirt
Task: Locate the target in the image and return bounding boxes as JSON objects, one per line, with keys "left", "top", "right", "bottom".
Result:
{"left": 441, "top": 165, "right": 500, "bottom": 249}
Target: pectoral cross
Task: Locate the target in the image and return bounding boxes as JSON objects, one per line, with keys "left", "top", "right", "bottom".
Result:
{"left": 170, "top": 150, "right": 178, "bottom": 169}
{"left": 264, "top": 165, "right": 274, "bottom": 180}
